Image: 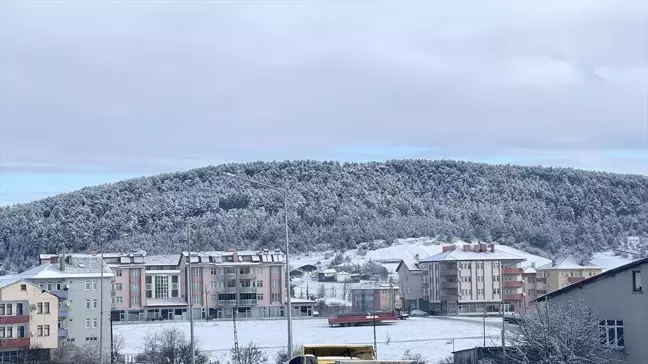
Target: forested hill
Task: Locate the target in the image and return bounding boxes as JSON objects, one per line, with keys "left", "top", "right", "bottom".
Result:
{"left": 1, "top": 160, "right": 647, "bottom": 270}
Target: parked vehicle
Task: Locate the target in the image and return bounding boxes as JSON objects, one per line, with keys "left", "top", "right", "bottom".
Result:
{"left": 327, "top": 311, "right": 398, "bottom": 327}
{"left": 408, "top": 309, "right": 428, "bottom": 317}
{"left": 300, "top": 344, "right": 375, "bottom": 364}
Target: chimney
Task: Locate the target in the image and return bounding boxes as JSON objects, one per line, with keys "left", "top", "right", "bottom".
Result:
{"left": 228, "top": 248, "right": 238, "bottom": 262}
{"left": 463, "top": 244, "right": 472, "bottom": 252}
{"left": 480, "top": 243, "right": 487, "bottom": 252}
{"left": 531, "top": 262, "right": 536, "bottom": 268}
{"left": 60, "top": 253, "right": 65, "bottom": 272}
{"left": 551, "top": 260, "right": 556, "bottom": 267}
{"left": 449, "top": 245, "right": 456, "bottom": 252}
{"left": 414, "top": 253, "right": 420, "bottom": 262}
{"left": 489, "top": 244, "right": 495, "bottom": 253}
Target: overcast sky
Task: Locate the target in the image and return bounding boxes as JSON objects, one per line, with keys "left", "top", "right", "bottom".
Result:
{"left": 0, "top": 0, "right": 647, "bottom": 205}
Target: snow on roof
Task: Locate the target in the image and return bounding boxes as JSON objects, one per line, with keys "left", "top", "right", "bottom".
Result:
{"left": 537, "top": 255, "right": 603, "bottom": 270}
{"left": 419, "top": 248, "right": 527, "bottom": 263}
{"left": 523, "top": 267, "right": 536, "bottom": 274}
{"left": 0, "top": 276, "right": 22, "bottom": 289}
{"left": 144, "top": 254, "right": 180, "bottom": 266}
{"left": 20, "top": 255, "right": 114, "bottom": 279}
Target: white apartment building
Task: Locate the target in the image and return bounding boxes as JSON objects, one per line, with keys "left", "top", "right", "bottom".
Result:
{"left": 418, "top": 243, "right": 526, "bottom": 315}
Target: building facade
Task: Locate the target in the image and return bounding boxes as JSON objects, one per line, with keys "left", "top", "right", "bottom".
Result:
{"left": 418, "top": 244, "right": 526, "bottom": 315}
{"left": 395, "top": 258, "right": 428, "bottom": 312}
{"left": 350, "top": 282, "right": 399, "bottom": 313}
{"left": 22, "top": 254, "right": 114, "bottom": 346}
{"left": 0, "top": 277, "right": 59, "bottom": 361}
{"left": 535, "top": 256, "right": 603, "bottom": 295}
{"left": 105, "top": 249, "right": 287, "bottom": 322}
{"left": 537, "top": 258, "right": 647, "bottom": 364}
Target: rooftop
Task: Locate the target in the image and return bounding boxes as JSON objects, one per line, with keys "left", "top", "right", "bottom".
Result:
{"left": 536, "top": 255, "right": 602, "bottom": 270}
{"left": 419, "top": 248, "right": 526, "bottom": 263}
{"left": 21, "top": 255, "right": 114, "bottom": 279}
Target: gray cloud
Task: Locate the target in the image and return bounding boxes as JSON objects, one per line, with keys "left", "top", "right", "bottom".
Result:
{"left": 0, "top": 0, "right": 646, "bottom": 175}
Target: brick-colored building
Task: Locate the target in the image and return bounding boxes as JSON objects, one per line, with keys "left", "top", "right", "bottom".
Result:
{"left": 351, "top": 282, "right": 400, "bottom": 313}
{"left": 0, "top": 277, "right": 58, "bottom": 362}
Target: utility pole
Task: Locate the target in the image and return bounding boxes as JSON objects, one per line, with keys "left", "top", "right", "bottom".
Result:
{"left": 99, "top": 245, "right": 105, "bottom": 364}
{"left": 204, "top": 285, "right": 209, "bottom": 320}
{"left": 372, "top": 313, "right": 377, "bottom": 359}
{"left": 187, "top": 246, "right": 195, "bottom": 364}
{"left": 233, "top": 306, "right": 239, "bottom": 353}
{"left": 110, "top": 312, "right": 114, "bottom": 364}
{"left": 483, "top": 309, "right": 486, "bottom": 347}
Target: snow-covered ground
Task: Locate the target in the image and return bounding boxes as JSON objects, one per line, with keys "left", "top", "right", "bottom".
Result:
{"left": 591, "top": 251, "right": 634, "bottom": 271}
{"left": 115, "top": 317, "right": 502, "bottom": 363}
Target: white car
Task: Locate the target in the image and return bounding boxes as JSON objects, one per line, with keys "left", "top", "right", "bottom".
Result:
{"left": 409, "top": 309, "right": 428, "bottom": 317}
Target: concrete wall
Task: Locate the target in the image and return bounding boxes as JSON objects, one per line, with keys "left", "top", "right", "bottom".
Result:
{"left": 63, "top": 276, "right": 111, "bottom": 345}
{"left": 1, "top": 282, "right": 58, "bottom": 349}
{"left": 397, "top": 265, "right": 422, "bottom": 306}
{"left": 543, "top": 262, "right": 647, "bottom": 364}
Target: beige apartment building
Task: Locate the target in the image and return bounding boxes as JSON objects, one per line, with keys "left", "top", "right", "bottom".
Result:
{"left": 418, "top": 243, "right": 527, "bottom": 315}
{"left": 0, "top": 277, "right": 58, "bottom": 362}
{"left": 535, "top": 256, "right": 603, "bottom": 296}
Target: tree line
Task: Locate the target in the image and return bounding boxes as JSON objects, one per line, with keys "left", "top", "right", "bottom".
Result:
{"left": 0, "top": 159, "right": 646, "bottom": 271}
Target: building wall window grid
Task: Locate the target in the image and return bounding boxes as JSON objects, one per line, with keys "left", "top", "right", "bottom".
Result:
{"left": 92, "top": 280, "right": 97, "bottom": 290}
{"left": 257, "top": 293, "right": 263, "bottom": 301}
{"left": 271, "top": 293, "right": 281, "bottom": 302}
{"left": 85, "top": 319, "right": 90, "bottom": 328}
{"left": 131, "top": 296, "right": 139, "bottom": 305}
{"left": 632, "top": 271, "right": 642, "bottom": 292}
{"left": 272, "top": 280, "right": 280, "bottom": 289}
{"left": 192, "top": 268, "right": 200, "bottom": 277}
{"left": 253, "top": 280, "right": 263, "bottom": 288}
{"left": 92, "top": 299, "right": 97, "bottom": 309}
{"left": 116, "top": 269, "right": 122, "bottom": 277}
{"left": 599, "top": 320, "right": 624, "bottom": 348}
{"left": 271, "top": 267, "right": 281, "bottom": 276}
{"left": 85, "top": 281, "right": 90, "bottom": 290}
{"left": 131, "top": 283, "right": 140, "bottom": 292}
{"left": 92, "top": 318, "right": 97, "bottom": 328}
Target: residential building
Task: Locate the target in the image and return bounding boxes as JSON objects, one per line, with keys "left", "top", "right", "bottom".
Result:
{"left": 21, "top": 254, "right": 113, "bottom": 345}
{"left": 418, "top": 243, "right": 526, "bottom": 315}
{"left": 0, "top": 277, "right": 58, "bottom": 362}
{"left": 521, "top": 265, "right": 537, "bottom": 312}
{"left": 395, "top": 256, "right": 428, "bottom": 312}
{"left": 535, "top": 256, "right": 603, "bottom": 295}
{"left": 452, "top": 347, "right": 502, "bottom": 364}
{"left": 537, "top": 258, "right": 647, "bottom": 364}
{"left": 350, "top": 282, "right": 399, "bottom": 313}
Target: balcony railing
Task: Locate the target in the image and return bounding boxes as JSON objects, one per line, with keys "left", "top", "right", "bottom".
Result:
{"left": 239, "top": 273, "right": 256, "bottom": 280}
{"left": 502, "top": 268, "right": 523, "bottom": 274}
{"left": 58, "top": 309, "right": 68, "bottom": 319}
{"left": 537, "top": 289, "right": 547, "bottom": 295}
{"left": 219, "top": 287, "right": 238, "bottom": 293}
{"left": 568, "top": 276, "right": 584, "bottom": 284}
{"left": 536, "top": 277, "right": 546, "bottom": 283}
{"left": 238, "top": 287, "right": 258, "bottom": 293}
{"left": 439, "top": 269, "right": 457, "bottom": 276}
{"left": 440, "top": 295, "right": 458, "bottom": 301}
{"left": 504, "top": 293, "right": 524, "bottom": 301}
{"left": 58, "top": 328, "right": 68, "bottom": 337}
{"left": 218, "top": 300, "right": 237, "bottom": 306}
{"left": 0, "top": 315, "right": 29, "bottom": 325}
{"left": 503, "top": 281, "right": 524, "bottom": 288}
{"left": 226, "top": 273, "right": 236, "bottom": 280}
{"left": 0, "top": 338, "right": 30, "bottom": 349}
{"left": 238, "top": 299, "right": 257, "bottom": 306}
{"left": 440, "top": 281, "right": 458, "bottom": 288}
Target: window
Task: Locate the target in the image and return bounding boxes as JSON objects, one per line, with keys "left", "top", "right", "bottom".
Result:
{"left": 600, "top": 320, "right": 624, "bottom": 349}
{"left": 192, "top": 268, "right": 200, "bottom": 277}
{"left": 116, "top": 269, "right": 123, "bottom": 277}
{"left": 44, "top": 325, "right": 50, "bottom": 336}
{"left": 44, "top": 302, "right": 50, "bottom": 314}
{"left": 493, "top": 275, "right": 500, "bottom": 282}
{"left": 271, "top": 293, "right": 281, "bottom": 302}
{"left": 257, "top": 293, "right": 263, "bottom": 301}
{"left": 92, "top": 281, "right": 97, "bottom": 290}
{"left": 37, "top": 325, "right": 43, "bottom": 337}
{"left": 271, "top": 267, "right": 281, "bottom": 276}
{"left": 494, "top": 288, "right": 501, "bottom": 295}
{"left": 20, "top": 284, "right": 26, "bottom": 291}
{"left": 192, "top": 282, "right": 200, "bottom": 291}
{"left": 56, "top": 282, "right": 62, "bottom": 290}
{"left": 632, "top": 271, "right": 642, "bottom": 293}
{"left": 115, "top": 297, "right": 123, "bottom": 304}
{"left": 39, "top": 282, "right": 44, "bottom": 289}
{"left": 6, "top": 327, "right": 11, "bottom": 338}
{"left": 115, "top": 283, "right": 123, "bottom": 291}
{"left": 211, "top": 281, "right": 218, "bottom": 289}
{"left": 131, "top": 296, "right": 139, "bottom": 305}
{"left": 85, "top": 300, "right": 91, "bottom": 309}
{"left": 0, "top": 328, "right": 4, "bottom": 338}
{"left": 92, "top": 318, "right": 97, "bottom": 328}
{"left": 92, "top": 299, "right": 97, "bottom": 309}
{"left": 254, "top": 280, "right": 264, "bottom": 288}
{"left": 16, "top": 303, "right": 23, "bottom": 315}
{"left": 47, "top": 282, "right": 52, "bottom": 290}
{"left": 131, "top": 283, "right": 140, "bottom": 292}
{"left": 58, "top": 302, "right": 62, "bottom": 311}
{"left": 5, "top": 304, "right": 12, "bottom": 316}
{"left": 193, "top": 295, "right": 203, "bottom": 304}
{"left": 85, "top": 319, "right": 90, "bottom": 328}
{"left": 155, "top": 276, "right": 170, "bottom": 299}
{"left": 85, "top": 280, "right": 90, "bottom": 290}
{"left": 211, "top": 268, "right": 218, "bottom": 275}
{"left": 37, "top": 302, "right": 43, "bottom": 314}
{"left": 272, "top": 280, "right": 280, "bottom": 289}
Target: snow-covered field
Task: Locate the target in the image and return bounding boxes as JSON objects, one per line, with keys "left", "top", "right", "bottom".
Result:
{"left": 115, "top": 317, "right": 502, "bottom": 363}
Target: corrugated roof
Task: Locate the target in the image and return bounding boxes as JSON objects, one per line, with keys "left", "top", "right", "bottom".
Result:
{"left": 536, "top": 255, "right": 602, "bottom": 270}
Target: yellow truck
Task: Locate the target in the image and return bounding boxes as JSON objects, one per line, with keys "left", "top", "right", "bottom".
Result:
{"left": 288, "top": 344, "right": 413, "bottom": 364}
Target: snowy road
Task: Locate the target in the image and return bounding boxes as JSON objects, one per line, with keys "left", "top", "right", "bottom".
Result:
{"left": 115, "top": 317, "right": 501, "bottom": 363}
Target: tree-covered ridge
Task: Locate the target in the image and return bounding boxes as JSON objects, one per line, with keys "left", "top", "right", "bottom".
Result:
{"left": 0, "top": 160, "right": 646, "bottom": 271}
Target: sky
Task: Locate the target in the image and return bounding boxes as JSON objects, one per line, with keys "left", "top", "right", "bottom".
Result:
{"left": 0, "top": 0, "right": 647, "bottom": 206}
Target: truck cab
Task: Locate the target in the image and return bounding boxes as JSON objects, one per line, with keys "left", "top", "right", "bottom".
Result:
{"left": 300, "top": 344, "right": 376, "bottom": 364}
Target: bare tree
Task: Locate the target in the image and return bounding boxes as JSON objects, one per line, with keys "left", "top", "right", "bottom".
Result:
{"left": 274, "top": 344, "right": 303, "bottom": 364}
{"left": 505, "top": 297, "right": 614, "bottom": 364}
{"left": 135, "top": 327, "right": 211, "bottom": 364}
{"left": 328, "top": 285, "right": 337, "bottom": 298}
{"left": 317, "top": 284, "right": 326, "bottom": 299}
{"left": 50, "top": 341, "right": 102, "bottom": 364}
{"left": 402, "top": 349, "right": 426, "bottom": 364}
{"left": 342, "top": 281, "right": 350, "bottom": 300}
{"left": 231, "top": 342, "right": 267, "bottom": 364}
{"left": 112, "top": 333, "right": 127, "bottom": 363}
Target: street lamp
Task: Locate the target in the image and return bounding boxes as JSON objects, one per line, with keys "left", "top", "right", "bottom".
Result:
{"left": 222, "top": 172, "right": 293, "bottom": 352}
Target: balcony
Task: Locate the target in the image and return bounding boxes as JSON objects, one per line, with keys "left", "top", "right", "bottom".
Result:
{"left": 219, "top": 287, "right": 238, "bottom": 293}
{"left": 537, "top": 289, "right": 547, "bottom": 295}
{"left": 58, "top": 309, "right": 68, "bottom": 319}
{"left": 440, "top": 269, "right": 458, "bottom": 276}
{"left": 58, "top": 328, "right": 68, "bottom": 337}
{"left": 226, "top": 273, "right": 236, "bottom": 280}
{"left": 440, "top": 281, "right": 458, "bottom": 289}
{"left": 238, "top": 287, "right": 258, "bottom": 293}
{"left": 218, "top": 300, "right": 237, "bottom": 306}
{"left": 238, "top": 299, "right": 257, "bottom": 306}
{"left": 504, "top": 294, "right": 524, "bottom": 301}
{"left": 502, "top": 268, "right": 523, "bottom": 274}
{"left": 440, "top": 295, "right": 458, "bottom": 301}
{"left": 239, "top": 273, "right": 256, "bottom": 280}
{"left": 536, "top": 277, "right": 546, "bottom": 283}
{"left": 568, "top": 276, "right": 584, "bottom": 284}
{"left": 503, "top": 281, "right": 524, "bottom": 288}
{"left": 0, "top": 338, "right": 30, "bottom": 349}
{"left": 0, "top": 315, "right": 29, "bottom": 325}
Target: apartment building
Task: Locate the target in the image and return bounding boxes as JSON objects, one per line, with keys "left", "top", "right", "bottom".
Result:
{"left": 350, "top": 282, "right": 400, "bottom": 313}
{"left": 535, "top": 256, "right": 603, "bottom": 295}
{"left": 0, "top": 277, "right": 58, "bottom": 362}
{"left": 418, "top": 243, "right": 526, "bottom": 315}
{"left": 21, "top": 254, "right": 113, "bottom": 345}
{"left": 521, "top": 265, "right": 537, "bottom": 312}
{"left": 105, "top": 248, "right": 287, "bottom": 321}
{"left": 395, "top": 257, "right": 428, "bottom": 312}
